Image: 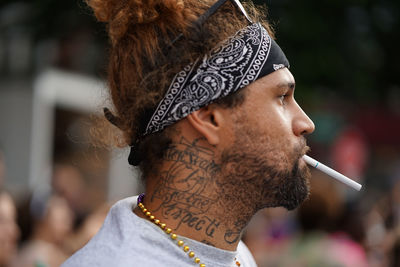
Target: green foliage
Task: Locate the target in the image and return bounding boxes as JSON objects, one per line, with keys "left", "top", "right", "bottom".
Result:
{"left": 2, "top": 0, "right": 398, "bottom": 105}
{"left": 255, "top": 0, "right": 400, "bottom": 104}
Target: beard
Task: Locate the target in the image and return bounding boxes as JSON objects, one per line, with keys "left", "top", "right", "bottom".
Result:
{"left": 270, "top": 159, "right": 310, "bottom": 210}
{"left": 216, "top": 122, "right": 311, "bottom": 224}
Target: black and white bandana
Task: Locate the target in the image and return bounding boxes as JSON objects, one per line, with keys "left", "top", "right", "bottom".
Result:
{"left": 127, "top": 22, "right": 290, "bottom": 165}
{"left": 143, "top": 22, "right": 290, "bottom": 136}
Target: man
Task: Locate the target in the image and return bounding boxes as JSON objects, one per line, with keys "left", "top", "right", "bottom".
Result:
{"left": 63, "top": 0, "right": 314, "bottom": 266}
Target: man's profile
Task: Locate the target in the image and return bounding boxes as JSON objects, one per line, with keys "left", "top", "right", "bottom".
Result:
{"left": 62, "top": 0, "right": 315, "bottom": 266}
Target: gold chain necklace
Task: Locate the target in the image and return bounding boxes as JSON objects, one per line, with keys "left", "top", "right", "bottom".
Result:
{"left": 137, "top": 199, "right": 241, "bottom": 267}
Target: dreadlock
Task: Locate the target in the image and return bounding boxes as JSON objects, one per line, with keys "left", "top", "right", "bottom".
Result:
{"left": 87, "top": 0, "right": 274, "bottom": 179}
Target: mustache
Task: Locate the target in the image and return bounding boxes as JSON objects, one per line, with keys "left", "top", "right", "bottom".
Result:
{"left": 295, "top": 137, "right": 310, "bottom": 159}
{"left": 301, "top": 145, "right": 310, "bottom": 156}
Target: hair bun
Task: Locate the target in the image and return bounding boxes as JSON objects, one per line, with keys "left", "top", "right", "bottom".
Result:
{"left": 87, "top": 0, "right": 194, "bottom": 45}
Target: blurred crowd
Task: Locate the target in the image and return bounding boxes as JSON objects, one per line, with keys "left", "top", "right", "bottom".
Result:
{"left": 244, "top": 167, "right": 400, "bottom": 267}
{"left": 0, "top": 156, "right": 110, "bottom": 267}
{"left": 1, "top": 150, "right": 400, "bottom": 267}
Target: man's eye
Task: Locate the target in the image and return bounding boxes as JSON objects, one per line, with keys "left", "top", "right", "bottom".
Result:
{"left": 279, "top": 94, "right": 287, "bottom": 103}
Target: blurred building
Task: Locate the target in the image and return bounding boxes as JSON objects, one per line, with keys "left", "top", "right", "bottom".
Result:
{"left": 0, "top": 1, "right": 143, "bottom": 205}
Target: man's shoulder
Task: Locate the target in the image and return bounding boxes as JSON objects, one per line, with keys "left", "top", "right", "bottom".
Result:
{"left": 61, "top": 196, "right": 144, "bottom": 267}
{"left": 61, "top": 196, "right": 194, "bottom": 267}
{"left": 61, "top": 233, "right": 192, "bottom": 267}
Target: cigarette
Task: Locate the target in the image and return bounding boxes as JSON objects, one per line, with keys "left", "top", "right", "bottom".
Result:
{"left": 302, "top": 155, "right": 362, "bottom": 191}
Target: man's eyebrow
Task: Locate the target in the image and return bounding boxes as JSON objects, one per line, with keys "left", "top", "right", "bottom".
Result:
{"left": 276, "top": 82, "right": 296, "bottom": 91}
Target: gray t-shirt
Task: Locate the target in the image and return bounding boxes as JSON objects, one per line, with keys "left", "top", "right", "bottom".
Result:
{"left": 62, "top": 196, "right": 257, "bottom": 267}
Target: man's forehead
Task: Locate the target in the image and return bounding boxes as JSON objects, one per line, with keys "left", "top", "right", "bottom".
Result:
{"left": 249, "top": 68, "right": 295, "bottom": 90}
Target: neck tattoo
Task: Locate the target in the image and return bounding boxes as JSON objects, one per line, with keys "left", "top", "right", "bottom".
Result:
{"left": 137, "top": 194, "right": 241, "bottom": 267}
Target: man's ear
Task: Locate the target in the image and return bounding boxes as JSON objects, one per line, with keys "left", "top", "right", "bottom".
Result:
{"left": 186, "top": 105, "right": 225, "bottom": 145}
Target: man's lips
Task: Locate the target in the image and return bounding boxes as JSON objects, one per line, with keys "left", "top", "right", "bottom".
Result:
{"left": 301, "top": 145, "right": 310, "bottom": 157}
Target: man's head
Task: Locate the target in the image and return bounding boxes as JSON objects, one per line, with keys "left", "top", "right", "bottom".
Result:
{"left": 89, "top": 0, "right": 314, "bottom": 212}
{"left": 87, "top": 0, "right": 273, "bottom": 169}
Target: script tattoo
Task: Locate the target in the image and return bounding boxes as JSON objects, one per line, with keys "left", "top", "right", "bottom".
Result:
{"left": 224, "top": 220, "right": 246, "bottom": 245}
{"left": 152, "top": 137, "right": 221, "bottom": 238}
{"left": 224, "top": 229, "right": 241, "bottom": 244}
{"left": 163, "top": 137, "right": 219, "bottom": 174}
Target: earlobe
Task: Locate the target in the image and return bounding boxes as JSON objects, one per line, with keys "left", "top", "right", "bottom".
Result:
{"left": 187, "top": 106, "right": 222, "bottom": 145}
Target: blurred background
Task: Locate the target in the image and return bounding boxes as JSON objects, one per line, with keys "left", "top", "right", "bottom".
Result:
{"left": 0, "top": 0, "right": 399, "bottom": 266}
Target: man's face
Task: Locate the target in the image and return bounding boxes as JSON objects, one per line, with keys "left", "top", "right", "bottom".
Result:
{"left": 217, "top": 68, "right": 315, "bottom": 211}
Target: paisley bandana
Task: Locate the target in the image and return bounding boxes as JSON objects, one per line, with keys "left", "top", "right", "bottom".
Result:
{"left": 126, "top": 0, "right": 290, "bottom": 166}
{"left": 144, "top": 22, "right": 290, "bottom": 136}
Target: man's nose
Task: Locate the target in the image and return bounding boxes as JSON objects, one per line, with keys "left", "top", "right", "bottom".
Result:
{"left": 292, "top": 103, "right": 315, "bottom": 136}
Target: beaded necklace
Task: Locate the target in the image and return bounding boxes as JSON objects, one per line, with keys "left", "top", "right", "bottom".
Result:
{"left": 137, "top": 194, "right": 241, "bottom": 267}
